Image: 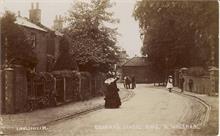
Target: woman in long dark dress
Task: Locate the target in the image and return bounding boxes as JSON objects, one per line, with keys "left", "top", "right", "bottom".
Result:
{"left": 104, "top": 77, "right": 121, "bottom": 108}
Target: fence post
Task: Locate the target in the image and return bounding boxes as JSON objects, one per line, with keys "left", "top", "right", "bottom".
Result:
{"left": 89, "top": 74, "right": 92, "bottom": 98}
{"left": 94, "top": 75, "right": 96, "bottom": 96}
{"left": 53, "top": 76, "right": 56, "bottom": 94}
{"left": 77, "top": 73, "right": 82, "bottom": 100}
{"left": 63, "top": 77, "right": 66, "bottom": 101}
{"left": 209, "top": 67, "right": 218, "bottom": 96}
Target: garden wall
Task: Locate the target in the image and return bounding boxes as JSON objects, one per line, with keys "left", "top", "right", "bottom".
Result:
{"left": 0, "top": 66, "right": 106, "bottom": 114}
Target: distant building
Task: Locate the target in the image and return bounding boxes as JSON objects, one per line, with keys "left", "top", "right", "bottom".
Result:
{"left": 121, "top": 56, "right": 153, "bottom": 83}
{"left": 117, "top": 49, "right": 129, "bottom": 67}
{"left": 115, "top": 49, "right": 129, "bottom": 81}
{"left": 13, "top": 3, "right": 63, "bottom": 72}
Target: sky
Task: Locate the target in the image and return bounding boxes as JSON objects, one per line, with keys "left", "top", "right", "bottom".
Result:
{"left": 0, "top": 0, "right": 142, "bottom": 57}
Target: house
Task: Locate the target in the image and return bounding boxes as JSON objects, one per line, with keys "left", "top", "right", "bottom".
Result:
{"left": 121, "top": 56, "right": 154, "bottom": 83}
{"left": 14, "top": 3, "right": 63, "bottom": 72}
{"left": 0, "top": 3, "right": 68, "bottom": 114}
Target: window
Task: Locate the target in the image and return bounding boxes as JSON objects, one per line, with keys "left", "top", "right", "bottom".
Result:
{"left": 30, "top": 33, "right": 37, "bottom": 48}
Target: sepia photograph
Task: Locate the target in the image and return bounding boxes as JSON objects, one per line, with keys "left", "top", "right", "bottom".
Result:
{"left": 0, "top": 0, "right": 219, "bottom": 135}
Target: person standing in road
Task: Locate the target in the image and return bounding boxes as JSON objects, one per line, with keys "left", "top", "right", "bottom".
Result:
{"left": 166, "top": 75, "right": 173, "bottom": 92}
{"left": 131, "top": 75, "right": 136, "bottom": 89}
{"left": 123, "top": 76, "right": 127, "bottom": 88}
{"left": 179, "top": 76, "right": 185, "bottom": 92}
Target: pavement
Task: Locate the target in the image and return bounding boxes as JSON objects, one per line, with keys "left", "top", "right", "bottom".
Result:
{"left": 16, "top": 84, "right": 218, "bottom": 136}
{"left": 0, "top": 84, "right": 133, "bottom": 135}
{"left": 151, "top": 85, "right": 218, "bottom": 136}
{"left": 172, "top": 87, "right": 219, "bottom": 136}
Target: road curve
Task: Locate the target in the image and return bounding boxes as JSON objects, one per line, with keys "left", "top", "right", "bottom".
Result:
{"left": 20, "top": 84, "right": 207, "bottom": 136}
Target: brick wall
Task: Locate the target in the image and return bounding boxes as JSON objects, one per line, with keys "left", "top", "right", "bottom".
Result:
{"left": 0, "top": 65, "right": 28, "bottom": 114}
{"left": 13, "top": 66, "right": 28, "bottom": 112}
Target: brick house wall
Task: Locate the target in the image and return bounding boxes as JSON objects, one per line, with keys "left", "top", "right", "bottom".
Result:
{"left": 22, "top": 27, "right": 48, "bottom": 72}
{"left": 122, "top": 66, "right": 154, "bottom": 83}
{"left": 122, "top": 66, "right": 147, "bottom": 83}
{"left": 19, "top": 23, "right": 62, "bottom": 72}
{"left": 121, "top": 57, "right": 154, "bottom": 83}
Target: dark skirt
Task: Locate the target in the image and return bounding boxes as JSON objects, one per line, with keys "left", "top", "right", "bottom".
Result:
{"left": 104, "top": 90, "right": 121, "bottom": 108}
{"left": 104, "top": 96, "right": 121, "bottom": 108}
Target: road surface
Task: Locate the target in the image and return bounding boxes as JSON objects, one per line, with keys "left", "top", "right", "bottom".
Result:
{"left": 19, "top": 84, "right": 207, "bottom": 136}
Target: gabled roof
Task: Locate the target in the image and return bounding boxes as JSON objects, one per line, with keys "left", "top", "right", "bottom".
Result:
{"left": 15, "top": 16, "right": 47, "bottom": 32}
{"left": 122, "top": 56, "right": 148, "bottom": 67}
{"left": 15, "top": 16, "right": 64, "bottom": 37}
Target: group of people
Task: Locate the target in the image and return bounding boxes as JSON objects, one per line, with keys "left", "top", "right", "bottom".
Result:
{"left": 123, "top": 76, "right": 136, "bottom": 89}
{"left": 103, "top": 72, "right": 183, "bottom": 109}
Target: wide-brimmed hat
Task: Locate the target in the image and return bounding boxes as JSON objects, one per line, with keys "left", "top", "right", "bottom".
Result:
{"left": 104, "top": 78, "right": 115, "bottom": 84}
{"left": 169, "top": 75, "right": 172, "bottom": 78}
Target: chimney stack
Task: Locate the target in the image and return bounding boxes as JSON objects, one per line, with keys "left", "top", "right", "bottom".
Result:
{"left": 36, "top": 2, "right": 39, "bottom": 9}
{"left": 18, "top": 11, "right": 21, "bottom": 17}
{"left": 31, "top": 3, "right": 34, "bottom": 9}
{"left": 53, "top": 15, "right": 63, "bottom": 31}
{"left": 29, "top": 3, "right": 41, "bottom": 24}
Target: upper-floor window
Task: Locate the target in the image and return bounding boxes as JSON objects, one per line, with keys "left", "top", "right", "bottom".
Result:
{"left": 30, "top": 33, "right": 36, "bottom": 49}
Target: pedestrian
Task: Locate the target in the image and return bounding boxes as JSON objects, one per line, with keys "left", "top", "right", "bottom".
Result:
{"left": 179, "top": 76, "right": 185, "bottom": 92}
{"left": 104, "top": 75, "right": 121, "bottom": 108}
{"left": 123, "top": 76, "right": 127, "bottom": 88}
{"left": 188, "top": 79, "right": 193, "bottom": 92}
{"left": 131, "top": 75, "right": 136, "bottom": 89}
{"left": 166, "top": 75, "right": 173, "bottom": 92}
{"left": 126, "top": 76, "right": 131, "bottom": 89}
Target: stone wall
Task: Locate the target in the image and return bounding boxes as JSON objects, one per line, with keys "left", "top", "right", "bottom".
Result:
{"left": 183, "top": 75, "right": 211, "bottom": 94}
{"left": 175, "top": 67, "right": 218, "bottom": 95}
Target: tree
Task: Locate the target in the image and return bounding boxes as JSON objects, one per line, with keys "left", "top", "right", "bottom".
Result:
{"left": 133, "top": 1, "right": 218, "bottom": 79}
{"left": 64, "top": 0, "right": 120, "bottom": 73}
{"left": 1, "top": 11, "right": 37, "bottom": 69}
{"left": 53, "top": 36, "right": 78, "bottom": 71}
